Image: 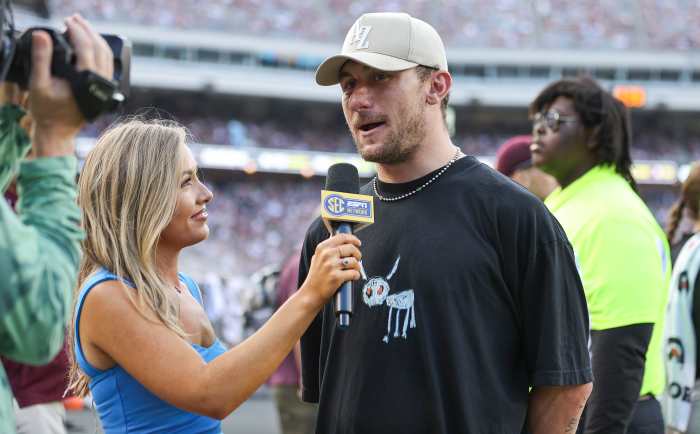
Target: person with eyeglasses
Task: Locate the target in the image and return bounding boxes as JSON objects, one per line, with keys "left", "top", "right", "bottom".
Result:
{"left": 530, "top": 77, "right": 671, "bottom": 434}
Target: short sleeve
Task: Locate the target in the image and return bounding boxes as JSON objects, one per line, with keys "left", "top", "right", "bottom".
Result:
{"left": 579, "top": 217, "right": 668, "bottom": 330}
{"left": 520, "top": 236, "right": 593, "bottom": 387}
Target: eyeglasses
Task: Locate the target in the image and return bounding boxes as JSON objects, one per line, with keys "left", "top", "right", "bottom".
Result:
{"left": 532, "top": 110, "right": 577, "bottom": 133}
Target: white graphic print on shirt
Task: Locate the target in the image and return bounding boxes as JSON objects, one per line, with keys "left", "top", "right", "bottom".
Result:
{"left": 361, "top": 256, "right": 417, "bottom": 343}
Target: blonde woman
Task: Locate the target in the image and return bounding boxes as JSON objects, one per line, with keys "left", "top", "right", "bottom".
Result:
{"left": 68, "top": 119, "right": 361, "bottom": 433}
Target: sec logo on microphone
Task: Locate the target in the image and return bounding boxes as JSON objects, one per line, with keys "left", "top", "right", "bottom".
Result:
{"left": 324, "top": 194, "right": 346, "bottom": 215}
{"left": 320, "top": 190, "right": 374, "bottom": 230}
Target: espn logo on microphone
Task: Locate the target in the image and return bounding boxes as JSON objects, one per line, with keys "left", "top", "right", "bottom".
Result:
{"left": 321, "top": 190, "right": 374, "bottom": 227}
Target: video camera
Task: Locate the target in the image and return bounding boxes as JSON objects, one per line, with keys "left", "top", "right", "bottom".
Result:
{"left": 0, "top": 0, "right": 131, "bottom": 121}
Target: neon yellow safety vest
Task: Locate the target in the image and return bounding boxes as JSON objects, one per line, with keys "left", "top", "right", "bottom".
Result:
{"left": 545, "top": 165, "right": 671, "bottom": 396}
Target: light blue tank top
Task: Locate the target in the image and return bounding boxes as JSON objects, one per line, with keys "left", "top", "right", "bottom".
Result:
{"left": 74, "top": 268, "right": 226, "bottom": 434}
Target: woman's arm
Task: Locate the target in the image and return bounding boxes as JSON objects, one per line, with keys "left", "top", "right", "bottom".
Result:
{"left": 80, "top": 233, "right": 361, "bottom": 419}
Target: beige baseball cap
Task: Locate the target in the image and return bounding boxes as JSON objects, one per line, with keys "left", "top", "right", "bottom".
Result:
{"left": 315, "top": 12, "right": 448, "bottom": 86}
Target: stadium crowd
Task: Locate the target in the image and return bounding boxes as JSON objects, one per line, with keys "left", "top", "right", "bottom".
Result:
{"left": 50, "top": 0, "right": 700, "bottom": 50}
{"left": 81, "top": 113, "right": 700, "bottom": 162}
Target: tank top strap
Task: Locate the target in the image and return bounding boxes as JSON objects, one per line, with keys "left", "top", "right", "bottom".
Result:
{"left": 74, "top": 268, "right": 122, "bottom": 377}
{"left": 179, "top": 272, "right": 203, "bottom": 306}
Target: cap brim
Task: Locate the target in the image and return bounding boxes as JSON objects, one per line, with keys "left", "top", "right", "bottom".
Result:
{"left": 315, "top": 52, "right": 419, "bottom": 86}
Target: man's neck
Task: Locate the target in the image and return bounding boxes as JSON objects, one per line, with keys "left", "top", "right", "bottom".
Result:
{"left": 376, "top": 132, "right": 457, "bottom": 184}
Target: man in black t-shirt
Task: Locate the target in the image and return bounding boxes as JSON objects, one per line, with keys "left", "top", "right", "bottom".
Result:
{"left": 300, "top": 12, "right": 593, "bottom": 434}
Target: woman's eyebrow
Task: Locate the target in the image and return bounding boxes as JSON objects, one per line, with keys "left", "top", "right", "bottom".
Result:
{"left": 181, "top": 167, "right": 198, "bottom": 176}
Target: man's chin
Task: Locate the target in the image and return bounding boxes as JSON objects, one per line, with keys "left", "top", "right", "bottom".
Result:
{"left": 356, "top": 142, "right": 385, "bottom": 162}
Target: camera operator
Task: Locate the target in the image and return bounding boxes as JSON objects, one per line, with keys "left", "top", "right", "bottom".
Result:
{"left": 0, "top": 14, "right": 114, "bottom": 434}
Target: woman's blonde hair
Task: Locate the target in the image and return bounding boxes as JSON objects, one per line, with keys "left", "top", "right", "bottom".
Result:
{"left": 68, "top": 118, "right": 190, "bottom": 396}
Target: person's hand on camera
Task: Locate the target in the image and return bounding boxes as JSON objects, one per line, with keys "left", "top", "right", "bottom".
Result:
{"left": 300, "top": 233, "right": 362, "bottom": 309}
{"left": 28, "top": 14, "right": 113, "bottom": 158}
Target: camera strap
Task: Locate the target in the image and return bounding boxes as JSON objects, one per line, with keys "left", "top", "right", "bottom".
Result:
{"left": 64, "top": 68, "right": 122, "bottom": 122}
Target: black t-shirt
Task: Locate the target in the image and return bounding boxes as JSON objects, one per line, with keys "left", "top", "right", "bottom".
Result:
{"left": 299, "top": 156, "right": 592, "bottom": 434}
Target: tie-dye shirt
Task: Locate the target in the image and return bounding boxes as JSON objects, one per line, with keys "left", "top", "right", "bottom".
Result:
{"left": 0, "top": 104, "right": 83, "bottom": 434}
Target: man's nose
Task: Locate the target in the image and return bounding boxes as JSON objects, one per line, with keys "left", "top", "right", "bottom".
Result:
{"left": 348, "top": 84, "right": 373, "bottom": 112}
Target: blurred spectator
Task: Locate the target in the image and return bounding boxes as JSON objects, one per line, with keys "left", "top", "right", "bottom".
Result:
{"left": 495, "top": 135, "right": 558, "bottom": 200}
{"left": 662, "top": 162, "right": 700, "bottom": 433}
{"left": 200, "top": 272, "right": 226, "bottom": 336}
{"left": 227, "top": 119, "right": 249, "bottom": 147}
{"left": 268, "top": 251, "right": 318, "bottom": 434}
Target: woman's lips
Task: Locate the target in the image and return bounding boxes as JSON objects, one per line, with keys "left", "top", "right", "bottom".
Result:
{"left": 191, "top": 208, "right": 208, "bottom": 221}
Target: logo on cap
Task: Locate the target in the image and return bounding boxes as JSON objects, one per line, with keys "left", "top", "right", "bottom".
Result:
{"left": 350, "top": 24, "right": 371, "bottom": 50}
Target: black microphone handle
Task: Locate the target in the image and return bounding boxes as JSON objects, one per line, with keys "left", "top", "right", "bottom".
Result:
{"left": 334, "top": 222, "right": 353, "bottom": 329}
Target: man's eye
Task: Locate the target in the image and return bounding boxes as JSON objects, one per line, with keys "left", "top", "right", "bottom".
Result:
{"left": 374, "top": 73, "right": 388, "bottom": 81}
{"left": 341, "top": 80, "right": 355, "bottom": 92}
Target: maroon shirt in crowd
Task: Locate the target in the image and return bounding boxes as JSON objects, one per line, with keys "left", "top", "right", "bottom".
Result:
{"left": 1, "top": 341, "right": 70, "bottom": 407}
{"left": 268, "top": 251, "right": 302, "bottom": 387}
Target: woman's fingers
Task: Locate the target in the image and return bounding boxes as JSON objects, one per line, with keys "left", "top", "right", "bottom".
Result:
{"left": 339, "top": 256, "right": 361, "bottom": 270}
{"left": 337, "top": 244, "right": 361, "bottom": 260}
{"left": 339, "top": 269, "right": 362, "bottom": 281}
{"left": 318, "top": 233, "right": 361, "bottom": 249}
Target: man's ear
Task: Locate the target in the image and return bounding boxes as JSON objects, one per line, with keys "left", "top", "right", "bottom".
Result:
{"left": 426, "top": 70, "right": 452, "bottom": 106}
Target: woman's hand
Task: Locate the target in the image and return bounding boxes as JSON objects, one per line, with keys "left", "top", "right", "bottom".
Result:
{"left": 300, "top": 233, "right": 362, "bottom": 309}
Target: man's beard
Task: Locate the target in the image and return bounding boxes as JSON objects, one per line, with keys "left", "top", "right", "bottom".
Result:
{"left": 352, "top": 100, "right": 426, "bottom": 164}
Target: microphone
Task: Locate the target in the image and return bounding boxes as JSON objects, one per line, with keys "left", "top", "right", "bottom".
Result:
{"left": 321, "top": 163, "right": 374, "bottom": 329}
